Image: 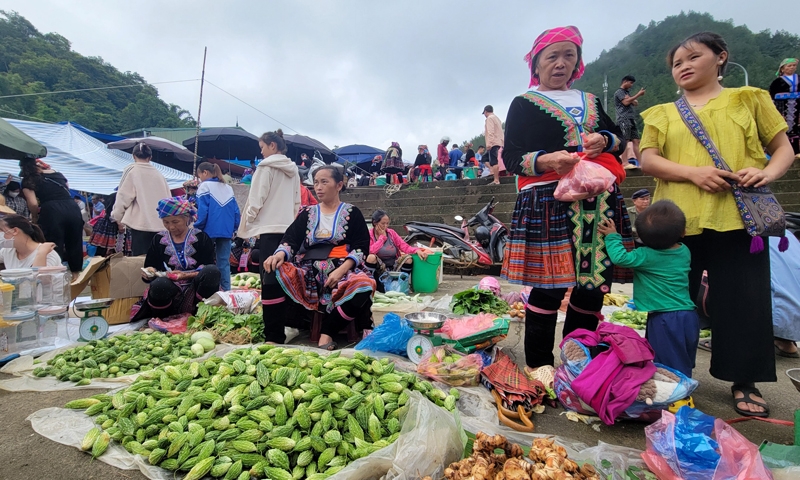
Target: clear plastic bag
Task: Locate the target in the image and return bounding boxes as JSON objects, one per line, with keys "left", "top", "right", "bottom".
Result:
{"left": 642, "top": 407, "right": 773, "bottom": 480}
{"left": 355, "top": 312, "right": 414, "bottom": 355}
{"left": 554, "top": 157, "right": 616, "bottom": 202}
{"left": 416, "top": 345, "right": 483, "bottom": 386}
{"left": 27, "top": 391, "right": 463, "bottom": 480}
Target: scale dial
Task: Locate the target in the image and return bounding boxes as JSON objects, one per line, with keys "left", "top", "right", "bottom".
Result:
{"left": 79, "top": 316, "right": 109, "bottom": 341}
{"left": 407, "top": 334, "right": 434, "bottom": 364}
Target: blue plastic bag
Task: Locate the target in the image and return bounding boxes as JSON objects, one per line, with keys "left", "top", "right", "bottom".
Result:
{"left": 379, "top": 272, "right": 410, "bottom": 294}
{"left": 643, "top": 406, "right": 773, "bottom": 480}
{"left": 355, "top": 312, "right": 413, "bottom": 355}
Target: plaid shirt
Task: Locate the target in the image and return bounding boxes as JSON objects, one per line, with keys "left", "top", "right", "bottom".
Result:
{"left": 614, "top": 88, "right": 635, "bottom": 122}
{"left": 5, "top": 194, "right": 30, "bottom": 218}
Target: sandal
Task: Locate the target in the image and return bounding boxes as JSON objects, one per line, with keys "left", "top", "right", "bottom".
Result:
{"left": 731, "top": 385, "right": 770, "bottom": 418}
{"left": 318, "top": 341, "right": 338, "bottom": 351}
{"left": 775, "top": 344, "right": 800, "bottom": 358}
{"left": 698, "top": 338, "right": 712, "bottom": 352}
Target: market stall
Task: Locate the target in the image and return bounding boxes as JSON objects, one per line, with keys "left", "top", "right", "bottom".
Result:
{"left": 1, "top": 271, "right": 797, "bottom": 479}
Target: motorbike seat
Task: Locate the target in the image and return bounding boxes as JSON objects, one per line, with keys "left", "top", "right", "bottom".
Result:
{"left": 406, "top": 222, "right": 465, "bottom": 236}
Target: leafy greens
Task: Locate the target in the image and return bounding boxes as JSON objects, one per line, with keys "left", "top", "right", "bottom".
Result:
{"left": 451, "top": 288, "right": 509, "bottom": 316}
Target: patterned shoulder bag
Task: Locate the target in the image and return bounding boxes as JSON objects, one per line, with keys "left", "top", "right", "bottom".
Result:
{"left": 674, "top": 96, "right": 787, "bottom": 253}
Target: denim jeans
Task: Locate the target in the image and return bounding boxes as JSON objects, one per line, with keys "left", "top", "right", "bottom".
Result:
{"left": 214, "top": 238, "right": 232, "bottom": 291}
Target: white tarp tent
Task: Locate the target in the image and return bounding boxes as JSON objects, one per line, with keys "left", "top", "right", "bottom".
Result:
{"left": 0, "top": 119, "right": 192, "bottom": 194}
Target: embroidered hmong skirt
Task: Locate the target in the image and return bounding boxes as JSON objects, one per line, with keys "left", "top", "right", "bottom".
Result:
{"left": 501, "top": 182, "right": 633, "bottom": 290}
{"left": 277, "top": 257, "right": 376, "bottom": 313}
{"left": 89, "top": 216, "right": 120, "bottom": 250}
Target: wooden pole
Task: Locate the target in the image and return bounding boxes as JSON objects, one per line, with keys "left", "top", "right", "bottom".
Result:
{"left": 192, "top": 47, "right": 207, "bottom": 176}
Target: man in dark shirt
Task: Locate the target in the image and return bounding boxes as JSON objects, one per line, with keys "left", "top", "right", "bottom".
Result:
{"left": 614, "top": 75, "right": 646, "bottom": 163}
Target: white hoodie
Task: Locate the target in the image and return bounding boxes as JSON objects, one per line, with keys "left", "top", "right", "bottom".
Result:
{"left": 238, "top": 154, "right": 301, "bottom": 237}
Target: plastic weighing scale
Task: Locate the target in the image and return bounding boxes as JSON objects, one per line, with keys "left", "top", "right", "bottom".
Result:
{"left": 405, "top": 312, "right": 448, "bottom": 364}
{"left": 74, "top": 298, "right": 113, "bottom": 341}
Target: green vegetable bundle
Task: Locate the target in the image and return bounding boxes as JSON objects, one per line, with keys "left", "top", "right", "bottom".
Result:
{"left": 188, "top": 303, "right": 265, "bottom": 345}
{"left": 34, "top": 332, "right": 195, "bottom": 385}
{"left": 609, "top": 309, "right": 648, "bottom": 329}
{"left": 67, "top": 346, "right": 458, "bottom": 479}
{"left": 450, "top": 289, "right": 509, "bottom": 316}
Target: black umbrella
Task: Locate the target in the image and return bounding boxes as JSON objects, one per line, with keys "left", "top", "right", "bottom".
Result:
{"left": 107, "top": 136, "right": 195, "bottom": 162}
{"left": 0, "top": 117, "right": 47, "bottom": 160}
{"left": 284, "top": 134, "right": 335, "bottom": 164}
{"left": 182, "top": 127, "right": 261, "bottom": 160}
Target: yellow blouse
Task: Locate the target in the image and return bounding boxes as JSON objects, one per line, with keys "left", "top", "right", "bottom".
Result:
{"left": 640, "top": 87, "right": 788, "bottom": 235}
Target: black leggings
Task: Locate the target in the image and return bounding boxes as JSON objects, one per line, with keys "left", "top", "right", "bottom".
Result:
{"left": 130, "top": 229, "right": 157, "bottom": 256}
{"left": 524, "top": 286, "right": 606, "bottom": 368}
{"left": 38, "top": 200, "right": 84, "bottom": 272}
{"left": 259, "top": 233, "right": 287, "bottom": 342}
{"left": 131, "top": 265, "right": 221, "bottom": 321}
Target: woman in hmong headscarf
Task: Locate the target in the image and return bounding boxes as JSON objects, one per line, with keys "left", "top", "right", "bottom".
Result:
{"left": 262, "top": 166, "right": 375, "bottom": 350}
{"left": 769, "top": 58, "right": 800, "bottom": 155}
{"left": 501, "top": 25, "right": 633, "bottom": 374}
{"left": 131, "top": 197, "right": 220, "bottom": 321}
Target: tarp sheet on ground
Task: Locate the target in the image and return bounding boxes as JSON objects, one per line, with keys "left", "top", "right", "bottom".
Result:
{"left": 0, "top": 119, "right": 192, "bottom": 194}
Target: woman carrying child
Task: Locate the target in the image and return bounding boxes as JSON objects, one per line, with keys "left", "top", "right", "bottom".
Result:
{"left": 640, "top": 32, "right": 795, "bottom": 417}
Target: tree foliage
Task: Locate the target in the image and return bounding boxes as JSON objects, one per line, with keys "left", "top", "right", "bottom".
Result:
{"left": 0, "top": 11, "right": 196, "bottom": 133}
{"left": 573, "top": 11, "right": 800, "bottom": 120}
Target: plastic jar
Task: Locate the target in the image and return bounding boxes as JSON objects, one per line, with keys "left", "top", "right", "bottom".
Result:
{"left": 37, "top": 306, "right": 68, "bottom": 347}
{"left": 0, "top": 283, "right": 14, "bottom": 315}
{"left": 0, "top": 269, "right": 35, "bottom": 311}
{"left": 1, "top": 311, "right": 38, "bottom": 354}
{"left": 36, "top": 266, "right": 71, "bottom": 306}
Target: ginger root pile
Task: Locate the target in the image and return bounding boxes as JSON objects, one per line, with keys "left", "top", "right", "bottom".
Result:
{"left": 444, "top": 433, "right": 599, "bottom": 480}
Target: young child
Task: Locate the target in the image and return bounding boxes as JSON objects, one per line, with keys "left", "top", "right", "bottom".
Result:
{"left": 598, "top": 200, "right": 699, "bottom": 378}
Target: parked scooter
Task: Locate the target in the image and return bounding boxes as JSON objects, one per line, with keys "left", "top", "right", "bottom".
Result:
{"left": 403, "top": 197, "right": 508, "bottom": 268}
{"left": 297, "top": 150, "right": 326, "bottom": 185}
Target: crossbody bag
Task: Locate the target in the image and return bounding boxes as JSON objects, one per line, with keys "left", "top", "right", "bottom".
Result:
{"left": 675, "top": 96, "right": 787, "bottom": 253}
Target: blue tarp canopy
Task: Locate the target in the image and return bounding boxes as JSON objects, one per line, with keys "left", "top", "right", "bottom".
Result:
{"left": 56, "top": 121, "right": 125, "bottom": 144}
{"left": 0, "top": 119, "right": 192, "bottom": 194}
{"left": 333, "top": 144, "right": 384, "bottom": 165}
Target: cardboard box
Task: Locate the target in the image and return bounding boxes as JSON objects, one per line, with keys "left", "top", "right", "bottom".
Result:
{"left": 69, "top": 254, "right": 147, "bottom": 325}
{"left": 90, "top": 255, "right": 147, "bottom": 300}
{"left": 104, "top": 297, "right": 141, "bottom": 325}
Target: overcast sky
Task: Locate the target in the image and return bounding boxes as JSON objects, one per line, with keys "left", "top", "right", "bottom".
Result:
{"left": 5, "top": 1, "right": 799, "bottom": 152}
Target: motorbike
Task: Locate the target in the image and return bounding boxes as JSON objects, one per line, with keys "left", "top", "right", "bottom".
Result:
{"left": 403, "top": 197, "right": 508, "bottom": 269}
{"left": 297, "top": 150, "right": 326, "bottom": 185}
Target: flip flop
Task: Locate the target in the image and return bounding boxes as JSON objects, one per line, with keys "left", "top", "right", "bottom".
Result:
{"left": 731, "top": 385, "right": 770, "bottom": 418}
{"left": 698, "top": 338, "right": 712, "bottom": 352}
{"left": 318, "top": 341, "right": 338, "bottom": 351}
{"left": 775, "top": 344, "right": 800, "bottom": 358}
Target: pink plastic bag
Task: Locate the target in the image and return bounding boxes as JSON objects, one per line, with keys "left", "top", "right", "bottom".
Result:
{"left": 553, "top": 157, "right": 616, "bottom": 202}
{"left": 441, "top": 313, "right": 497, "bottom": 340}
{"left": 416, "top": 345, "right": 483, "bottom": 386}
{"left": 148, "top": 313, "right": 190, "bottom": 334}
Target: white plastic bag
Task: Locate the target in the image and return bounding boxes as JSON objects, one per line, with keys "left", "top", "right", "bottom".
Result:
{"left": 27, "top": 391, "right": 463, "bottom": 480}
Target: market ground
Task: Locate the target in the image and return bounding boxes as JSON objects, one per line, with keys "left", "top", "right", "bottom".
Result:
{"left": 1, "top": 276, "right": 798, "bottom": 480}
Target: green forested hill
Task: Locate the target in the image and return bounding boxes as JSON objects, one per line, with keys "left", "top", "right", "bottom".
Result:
{"left": 573, "top": 11, "right": 800, "bottom": 119}
{"left": 0, "top": 11, "right": 195, "bottom": 133}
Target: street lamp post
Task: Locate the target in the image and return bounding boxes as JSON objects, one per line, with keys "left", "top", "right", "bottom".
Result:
{"left": 728, "top": 62, "right": 749, "bottom": 86}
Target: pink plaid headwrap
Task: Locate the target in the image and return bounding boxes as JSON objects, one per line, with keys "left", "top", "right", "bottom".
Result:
{"left": 524, "top": 25, "right": 585, "bottom": 88}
